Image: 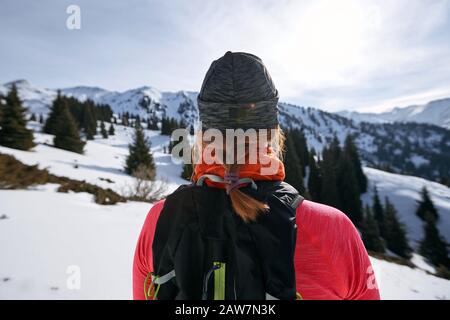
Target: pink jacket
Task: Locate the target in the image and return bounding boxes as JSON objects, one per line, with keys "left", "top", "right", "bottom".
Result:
{"left": 133, "top": 199, "right": 380, "bottom": 300}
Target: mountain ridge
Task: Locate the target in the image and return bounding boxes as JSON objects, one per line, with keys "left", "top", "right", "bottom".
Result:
{"left": 337, "top": 98, "right": 450, "bottom": 129}
{"left": 1, "top": 79, "right": 449, "bottom": 183}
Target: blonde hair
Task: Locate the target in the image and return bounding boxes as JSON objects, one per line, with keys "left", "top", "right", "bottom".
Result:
{"left": 190, "top": 126, "right": 285, "bottom": 222}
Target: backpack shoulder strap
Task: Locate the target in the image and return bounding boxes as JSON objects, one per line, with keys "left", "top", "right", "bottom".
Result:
{"left": 254, "top": 180, "right": 304, "bottom": 211}
{"left": 241, "top": 180, "right": 303, "bottom": 300}
{"left": 151, "top": 184, "right": 198, "bottom": 299}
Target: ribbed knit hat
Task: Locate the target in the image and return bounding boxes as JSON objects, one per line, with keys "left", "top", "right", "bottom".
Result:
{"left": 197, "top": 51, "right": 279, "bottom": 130}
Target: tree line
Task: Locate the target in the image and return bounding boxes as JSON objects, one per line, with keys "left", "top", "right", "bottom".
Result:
{"left": 0, "top": 85, "right": 116, "bottom": 154}
{"left": 284, "top": 129, "right": 367, "bottom": 227}
{"left": 282, "top": 127, "right": 449, "bottom": 272}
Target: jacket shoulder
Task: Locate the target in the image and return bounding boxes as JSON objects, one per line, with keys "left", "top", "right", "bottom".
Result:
{"left": 298, "top": 200, "right": 353, "bottom": 225}
{"left": 296, "top": 200, "right": 359, "bottom": 246}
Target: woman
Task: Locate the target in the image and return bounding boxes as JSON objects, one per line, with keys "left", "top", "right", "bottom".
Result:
{"left": 133, "top": 51, "right": 380, "bottom": 300}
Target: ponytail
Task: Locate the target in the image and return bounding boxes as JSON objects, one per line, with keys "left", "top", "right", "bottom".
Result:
{"left": 229, "top": 185, "right": 269, "bottom": 222}
{"left": 225, "top": 128, "right": 285, "bottom": 222}
{"left": 193, "top": 127, "right": 285, "bottom": 223}
{"left": 225, "top": 164, "right": 269, "bottom": 223}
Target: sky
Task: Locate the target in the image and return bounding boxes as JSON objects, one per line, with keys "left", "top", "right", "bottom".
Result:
{"left": 1, "top": 0, "right": 450, "bottom": 112}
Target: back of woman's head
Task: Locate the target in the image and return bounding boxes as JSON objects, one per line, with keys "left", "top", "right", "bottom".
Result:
{"left": 193, "top": 51, "right": 283, "bottom": 222}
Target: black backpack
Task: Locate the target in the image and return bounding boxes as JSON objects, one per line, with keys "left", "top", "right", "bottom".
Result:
{"left": 149, "top": 180, "right": 303, "bottom": 300}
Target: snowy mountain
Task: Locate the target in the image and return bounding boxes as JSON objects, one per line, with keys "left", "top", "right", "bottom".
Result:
{"left": 1, "top": 122, "right": 449, "bottom": 299}
{"left": 337, "top": 98, "right": 450, "bottom": 130}
{"left": 0, "top": 80, "right": 199, "bottom": 129}
{"left": 279, "top": 104, "right": 450, "bottom": 183}
{"left": 0, "top": 80, "right": 57, "bottom": 117}
{"left": 1, "top": 79, "right": 449, "bottom": 183}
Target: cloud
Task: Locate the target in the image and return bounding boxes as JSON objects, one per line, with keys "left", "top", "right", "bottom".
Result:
{"left": 0, "top": 0, "right": 449, "bottom": 112}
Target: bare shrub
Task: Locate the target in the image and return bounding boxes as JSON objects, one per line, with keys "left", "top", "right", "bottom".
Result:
{"left": 435, "top": 265, "right": 450, "bottom": 280}
{"left": 57, "top": 180, "right": 126, "bottom": 205}
{"left": 121, "top": 165, "right": 167, "bottom": 203}
{"left": 0, "top": 153, "right": 50, "bottom": 189}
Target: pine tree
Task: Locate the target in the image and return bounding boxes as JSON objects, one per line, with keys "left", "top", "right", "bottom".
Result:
{"left": 44, "top": 91, "right": 66, "bottom": 135}
{"left": 384, "top": 197, "right": 412, "bottom": 259}
{"left": 53, "top": 101, "right": 85, "bottom": 154}
{"left": 161, "top": 117, "right": 169, "bottom": 135}
{"left": 30, "top": 113, "right": 37, "bottom": 121}
{"left": 147, "top": 117, "right": 159, "bottom": 131}
{"left": 100, "top": 121, "right": 108, "bottom": 138}
{"left": 81, "top": 102, "right": 97, "bottom": 140}
{"left": 181, "top": 162, "right": 193, "bottom": 181}
{"left": 361, "top": 205, "right": 385, "bottom": 253}
{"left": 329, "top": 135, "right": 341, "bottom": 162}
{"left": 320, "top": 145, "right": 340, "bottom": 208}
{"left": 0, "top": 84, "right": 35, "bottom": 150}
{"left": 416, "top": 187, "right": 439, "bottom": 221}
{"left": 344, "top": 135, "right": 367, "bottom": 193}
{"left": 125, "top": 125, "right": 155, "bottom": 180}
{"left": 290, "top": 129, "right": 309, "bottom": 176}
{"left": 108, "top": 123, "right": 115, "bottom": 136}
{"left": 372, "top": 186, "right": 387, "bottom": 239}
{"left": 161, "top": 117, "right": 180, "bottom": 135}
{"left": 419, "top": 212, "right": 450, "bottom": 268}
{"left": 39, "top": 114, "right": 44, "bottom": 124}
{"left": 122, "top": 114, "right": 129, "bottom": 127}
{"left": 135, "top": 116, "right": 141, "bottom": 128}
{"left": 0, "top": 96, "right": 3, "bottom": 123}
{"left": 336, "top": 152, "right": 363, "bottom": 227}
{"left": 307, "top": 150, "right": 322, "bottom": 202}
{"left": 171, "top": 118, "right": 179, "bottom": 131}
{"left": 283, "top": 131, "right": 305, "bottom": 194}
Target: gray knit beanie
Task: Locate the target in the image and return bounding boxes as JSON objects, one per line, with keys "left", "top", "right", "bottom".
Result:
{"left": 197, "top": 51, "right": 279, "bottom": 131}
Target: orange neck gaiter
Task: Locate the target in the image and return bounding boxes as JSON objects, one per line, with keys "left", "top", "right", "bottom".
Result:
{"left": 192, "top": 148, "right": 285, "bottom": 188}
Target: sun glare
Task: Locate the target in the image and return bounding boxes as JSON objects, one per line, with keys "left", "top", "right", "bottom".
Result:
{"left": 279, "top": 0, "right": 370, "bottom": 88}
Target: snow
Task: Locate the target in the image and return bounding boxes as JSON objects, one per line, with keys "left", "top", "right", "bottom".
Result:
{"left": 410, "top": 254, "right": 436, "bottom": 274}
{"left": 1, "top": 186, "right": 449, "bottom": 300}
{"left": 1, "top": 82, "right": 449, "bottom": 299}
{"left": 337, "top": 98, "right": 450, "bottom": 129}
{"left": 0, "top": 123, "right": 185, "bottom": 195}
{"left": 410, "top": 154, "right": 430, "bottom": 168}
{"left": 371, "top": 256, "right": 450, "bottom": 300}
{"left": 0, "top": 188, "right": 148, "bottom": 299}
{"left": 363, "top": 167, "right": 450, "bottom": 245}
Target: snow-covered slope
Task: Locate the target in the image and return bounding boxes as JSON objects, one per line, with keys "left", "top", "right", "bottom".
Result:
{"left": 363, "top": 167, "right": 450, "bottom": 245}
{"left": 0, "top": 123, "right": 185, "bottom": 195}
{"left": 2, "top": 79, "right": 449, "bottom": 183}
{"left": 338, "top": 98, "right": 450, "bottom": 130}
{"left": 0, "top": 187, "right": 148, "bottom": 299}
{"left": 372, "top": 255, "right": 449, "bottom": 299}
{"left": 1, "top": 186, "right": 448, "bottom": 300}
